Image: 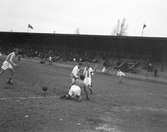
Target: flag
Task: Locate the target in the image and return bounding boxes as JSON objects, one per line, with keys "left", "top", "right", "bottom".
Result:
{"left": 28, "top": 24, "right": 33, "bottom": 29}
{"left": 143, "top": 24, "right": 146, "bottom": 29}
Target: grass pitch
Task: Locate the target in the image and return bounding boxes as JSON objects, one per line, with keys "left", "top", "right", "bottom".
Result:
{"left": 0, "top": 59, "right": 167, "bottom": 132}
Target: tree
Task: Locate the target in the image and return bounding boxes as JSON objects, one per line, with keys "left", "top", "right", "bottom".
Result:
{"left": 76, "top": 28, "right": 80, "bottom": 34}
{"left": 112, "top": 18, "right": 128, "bottom": 36}
{"left": 112, "top": 19, "right": 120, "bottom": 36}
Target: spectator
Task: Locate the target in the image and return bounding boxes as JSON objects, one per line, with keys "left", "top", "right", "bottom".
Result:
{"left": 148, "top": 62, "right": 153, "bottom": 72}
{"left": 154, "top": 68, "right": 158, "bottom": 77}
{"left": 48, "top": 56, "right": 53, "bottom": 65}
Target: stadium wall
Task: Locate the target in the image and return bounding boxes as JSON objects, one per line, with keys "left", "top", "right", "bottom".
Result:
{"left": 0, "top": 31, "right": 167, "bottom": 64}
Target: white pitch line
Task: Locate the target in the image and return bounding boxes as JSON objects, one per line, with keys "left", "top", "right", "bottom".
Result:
{"left": 0, "top": 95, "right": 58, "bottom": 101}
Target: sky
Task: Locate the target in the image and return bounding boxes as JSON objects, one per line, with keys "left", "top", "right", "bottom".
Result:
{"left": 0, "top": 0, "right": 167, "bottom": 37}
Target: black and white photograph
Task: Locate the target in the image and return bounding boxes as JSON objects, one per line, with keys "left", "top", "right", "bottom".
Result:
{"left": 0, "top": 0, "right": 167, "bottom": 132}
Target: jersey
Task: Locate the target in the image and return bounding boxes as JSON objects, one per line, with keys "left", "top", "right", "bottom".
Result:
{"left": 68, "top": 85, "right": 81, "bottom": 97}
{"left": 71, "top": 65, "right": 80, "bottom": 78}
{"left": 5, "top": 52, "right": 15, "bottom": 65}
{"left": 1, "top": 52, "right": 15, "bottom": 70}
{"left": 84, "top": 67, "right": 94, "bottom": 79}
{"left": 49, "top": 56, "right": 52, "bottom": 61}
{"left": 83, "top": 67, "right": 94, "bottom": 86}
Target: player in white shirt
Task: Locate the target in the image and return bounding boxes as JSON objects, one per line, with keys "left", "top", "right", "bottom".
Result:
{"left": 0, "top": 49, "right": 18, "bottom": 85}
{"left": 116, "top": 69, "right": 126, "bottom": 83}
{"left": 60, "top": 74, "right": 89, "bottom": 101}
{"left": 48, "top": 56, "right": 53, "bottom": 65}
{"left": 71, "top": 62, "right": 82, "bottom": 83}
{"left": 83, "top": 64, "right": 94, "bottom": 94}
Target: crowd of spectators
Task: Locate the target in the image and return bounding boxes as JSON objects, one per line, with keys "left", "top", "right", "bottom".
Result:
{"left": 0, "top": 45, "right": 158, "bottom": 75}
{"left": 16, "top": 46, "right": 100, "bottom": 63}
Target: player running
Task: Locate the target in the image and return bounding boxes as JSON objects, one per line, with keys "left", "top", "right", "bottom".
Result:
{"left": 83, "top": 63, "right": 94, "bottom": 94}
{"left": 71, "top": 62, "right": 82, "bottom": 83}
{"left": 60, "top": 74, "right": 89, "bottom": 101}
{"left": 0, "top": 49, "right": 18, "bottom": 85}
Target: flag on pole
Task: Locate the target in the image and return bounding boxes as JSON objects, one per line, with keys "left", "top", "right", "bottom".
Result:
{"left": 28, "top": 24, "right": 34, "bottom": 29}
{"left": 141, "top": 24, "right": 147, "bottom": 36}
{"left": 143, "top": 24, "right": 146, "bottom": 29}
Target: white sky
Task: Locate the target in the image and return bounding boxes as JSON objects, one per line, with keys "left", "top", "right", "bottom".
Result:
{"left": 0, "top": 0, "right": 167, "bottom": 37}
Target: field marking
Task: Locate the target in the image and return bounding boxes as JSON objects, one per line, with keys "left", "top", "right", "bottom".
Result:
{"left": 0, "top": 95, "right": 58, "bottom": 101}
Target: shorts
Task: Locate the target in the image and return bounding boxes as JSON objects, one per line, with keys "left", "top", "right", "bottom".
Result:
{"left": 84, "top": 77, "right": 92, "bottom": 86}
{"left": 68, "top": 85, "right": 81, "bottom": 97}
{"left": 1, "top": 61, "right": 13, "bottom": 70}
{"left": 71, "top": 75, "right": 79, "bottom": 83}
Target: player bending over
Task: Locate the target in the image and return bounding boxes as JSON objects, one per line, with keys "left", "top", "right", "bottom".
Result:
{"left": 71, "top": 62, "right": 82, "bottom": 83}
{"left": 60, "top": 74, "right": 89, "bottom": 101}
{"left": 0, "top": 49, "right": 18, "bottom": 85}
{"left": 83, "top": 64, "right": 94, "bottom": 94}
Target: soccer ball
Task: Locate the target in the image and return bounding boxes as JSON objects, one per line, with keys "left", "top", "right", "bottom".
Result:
{"left": 42, "top": 86, "right": 48, "bottom": 92}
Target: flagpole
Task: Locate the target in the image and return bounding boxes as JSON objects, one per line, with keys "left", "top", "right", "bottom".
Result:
{"left": 141, "top": 28, "right": 144, "bottom": 36}
{"left": 27, "top": 26, "right": 29, "bottom": 33}
{"left": 141, "top": 24, "right": 146, "bottom": 36}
